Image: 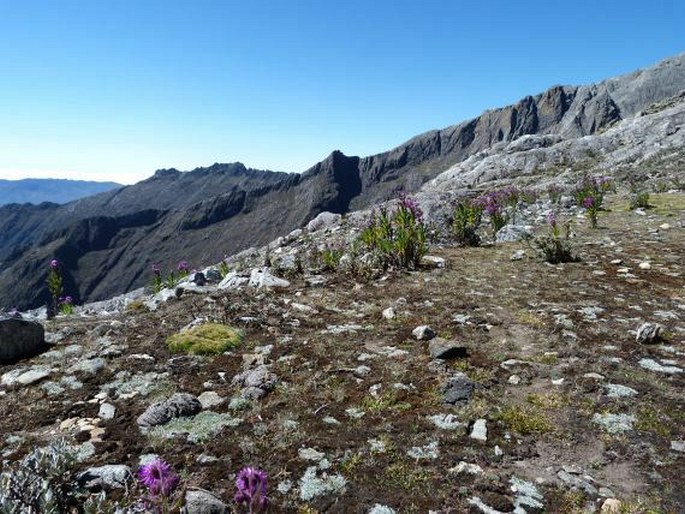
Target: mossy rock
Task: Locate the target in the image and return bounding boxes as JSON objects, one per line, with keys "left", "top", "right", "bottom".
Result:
{"left": 167, "top": 323, "right": 242, "bottom": 355}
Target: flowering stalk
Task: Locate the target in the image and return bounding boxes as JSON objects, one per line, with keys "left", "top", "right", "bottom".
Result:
{"left": 138, "top": 458, "right": 183, "bottom": 514}
{"left": 46, "top": 259, "right": 63, "bottom": 319}
{"left": 235, "top": 467, "right": 269, "bottom": 513}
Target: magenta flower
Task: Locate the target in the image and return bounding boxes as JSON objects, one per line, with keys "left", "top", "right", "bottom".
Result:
{"left": 234, "top": 466, "right": 269, "bottom": 513}
{"left": 50, "top": 259, "right": 59, "bottom": 269}
{"left": 582, "top": 196, "right": 594, "bottom": 208}
{"left": 177, "top": 260, "right": 190, "bottom": 273}
{"left": 138, "top": 459, "right": 180, "bottom": 497}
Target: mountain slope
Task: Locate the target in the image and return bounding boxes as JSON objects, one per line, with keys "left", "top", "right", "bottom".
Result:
{"left": 0, "top": 178, "right": 121, "bottom": 206}
{"left": 1, "top": 53, "right": 684, "bottom": 310}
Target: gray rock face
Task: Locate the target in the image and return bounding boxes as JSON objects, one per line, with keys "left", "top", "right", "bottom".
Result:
{"left": 76, "top": 464, "right": 133, "bottom": 491}
{"left": 185, "top": 489, "right": 230, "bottom": 514}
{"left": 441, "top": 372, "right": 476, "bottom": 404}
{"left": 636, "top": 322, "right": 663, "bottom": 344}
{"left": 137, "top": 393, "right": 202, "bottom": 428}
{"left": 0, "top": 317, "right": 46, "bottom": 363}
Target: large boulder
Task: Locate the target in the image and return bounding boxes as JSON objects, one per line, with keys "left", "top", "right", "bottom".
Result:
{"left": 0, "top": 316, "right": 47, "bottom": 363}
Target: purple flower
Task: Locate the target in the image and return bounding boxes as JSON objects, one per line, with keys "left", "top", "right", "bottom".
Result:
{"left": 582, "top": 196, "right": 594, "bottom": 209}
{"left": 138, "top": 459, "right": 180, "bottom": 497}
{"left": 151, "top": 263, "right": 161, "bottom": 274}
{"left": 177, "top": 260, "right": 190, "bottom": 272}
{"left": 398, "top": 193, "right": 423, "bottom": 221}
{"left": 547, "top": 211, "right": 557, "bottom": 229}
{"left": 64, "top": 296, "right": 72, "bottom": 304}
{"left": 234, "top": 466, "right": 269, "bottom": 513}
{"left": 50, "top": 259, "right": 59, "bottom": 269}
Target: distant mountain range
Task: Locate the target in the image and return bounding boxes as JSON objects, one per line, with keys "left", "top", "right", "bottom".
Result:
{"left": 0, "top": 178, "right": 121, "bottom": 206}
{"left": 1, "top": 53, "right": 684, "bottom": 310}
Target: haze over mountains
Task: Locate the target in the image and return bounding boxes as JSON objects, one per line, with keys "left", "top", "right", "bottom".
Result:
{"left": 0, "top": 179, "right": 121, "bottom": 206}
{"left": 2, "top": 53, "right": 684, "bottom": 311}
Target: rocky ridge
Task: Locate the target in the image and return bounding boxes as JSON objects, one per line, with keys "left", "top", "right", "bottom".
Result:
{"left": 1, "top": 53, "right": 684, "bottom": 310}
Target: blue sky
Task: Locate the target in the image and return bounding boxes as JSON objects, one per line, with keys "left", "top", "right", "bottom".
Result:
{"left": 1, "top": 1, "right": 683, "bottom": 184}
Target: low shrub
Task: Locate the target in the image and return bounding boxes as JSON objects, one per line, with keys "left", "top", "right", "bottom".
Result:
{"left": 167, "top": 323, "right": 243, "bottom": 355}
{"left": 452, "top": 197, "right": 483, "bottom": 246}
{"left": 358, "top": 194, "right": 427, "bottom": 270}
{"left": 529, "top": 212, "right": 578, "bottom": 264}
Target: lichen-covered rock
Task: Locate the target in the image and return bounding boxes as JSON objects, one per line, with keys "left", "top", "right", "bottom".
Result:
{"left": 0, "top": 317, "right": 46, "bottom": 363}
{"left": 185, "top": 489, "right": 229, "bottom": 514}
{"left": 636, "top": 322, "right": 663, "bottom": 344}
{"left": 76, "top": 464, "right": 133, "bottom": 491}
{"left": 137, "top": 393, "right": 202, "bottom": 428}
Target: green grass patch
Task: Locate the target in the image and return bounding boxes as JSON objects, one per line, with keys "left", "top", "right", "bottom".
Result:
{"left": 166, "top": 323, "right": 242, "bottom": 355}
{"left": 497, "top": 404, "right": 553, "bottom": 435}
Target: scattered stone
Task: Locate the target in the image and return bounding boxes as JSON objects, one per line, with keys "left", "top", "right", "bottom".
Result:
{"left": 217, "top": 272, "right": 249, "bottom": 290}
{"left": 368, "top": 505, "right": 396, "bottom": 514}
{"left": 429, "top": 338, "right": 468, "bottom": 360}
{"left": 137, "top": 393, "right": 202, "bottom": 428}
{"left": 2, "top": 367, "right": 51, "bottom": 387}
{"left": 98, "top": 403, "right": 116, "bottom": 420}
{"left": 510, "top": 249, "right": 526, "bottom": 261}
{"left": 184, "top": 489, "right": 230, "bottom": 514}
{"left": 427, "top": 413, "right": 464, "bottom": 430}
{"left": 508, "top": 375, "right": 521, "bottom": 385}
{"left": 441, "top": 372, "right": 476, "bottom": 404}
{"left": 510, "top": 476, "right": 544, "bottom": 511}
{"left": 605, "top": 384, "right": 638, "bottom": 398}
{"left": 670, "top": 441, "right": 685, "bottom": 453}
{"left": 592, "top": 413, "right": 635, "bottom": 433}
{"left": 450, "top": 461, "right": 483, "bottom": 475}
{"left": 249, "top": 268, "right": 290, "bottom": 289}
{"left": 68, "top": 357, "right": 106, "bottom": 375}
{"left": 232, "top": 365, "right": 278, "bottom": 400}
{"left": 421, "top": 255, "right": 446, "bottom": 268}
{"left": 639, "top": 358, "right": 683, "bottom": 374}
{"left": 638, "top": 262, "right": 652, "bottom": 270}
{"left": 0, "top": 317, "right": 46, "bottom": 363}
{"left": 77, "top": 465, "right": 133, "bottom": 491}
{"left": 470, "top": 419, "right": 487, "bottom": 441}
{"left": 557, "top": 469, "right": 598, "bottom": 495}
{"left": 406, "top": 441, "right": 439, "bottom": 460}
{"left": 636, "top": 322, "right": 663, "bottom": 344}
{"left": 198, "top": 391, "right": 226, "bottom": 410}
{"left": 412, "top": 325, "right": 436, "bottom": 341}
{"left": 583, "top": 372, "right": 605, "bottom": 380}
{"left": 345, "top": 408, "right": 365, "bottom": 419}
{"left": 601, "top": 498, "right": 623, "bottom": 513}
{"left": 382, "top": 307, "right": 396, "bottom": 320}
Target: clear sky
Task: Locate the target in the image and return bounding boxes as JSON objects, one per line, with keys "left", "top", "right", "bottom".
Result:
{"left": 1, "top": 1, "right": 683, "bottom": 185}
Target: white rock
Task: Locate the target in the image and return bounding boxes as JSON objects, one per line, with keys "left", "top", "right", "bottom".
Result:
{"left": 249, "top": 268, "right": 290, "bottom": 289}
{"left": 98, "top": 403, "right": 116, "bottom": 420}
{"left": 382, "top": 308, "right": 396, "bottom": 320}
{"left": 470, "top": 419, "right": 487, "bottom": 441}
{"left": 450, "top": 461, "right": 483, "bottom": 474}
{"left": 638, "top": 262, "right": 651, "bottom": 270}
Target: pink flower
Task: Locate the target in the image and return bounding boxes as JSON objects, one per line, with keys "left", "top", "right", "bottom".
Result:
{"left": 582, "top": 196, "right": 594, "bottom": 209}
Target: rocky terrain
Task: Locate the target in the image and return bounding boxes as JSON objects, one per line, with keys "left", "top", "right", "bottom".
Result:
{"left": 0, "top": 179, "right": 121, "bottom": 207}
{"left": 0, "top": 173, "right": 683, "bottom": 512}
{"left": 1, "top": 53, "right": 684, "bottom": 311}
